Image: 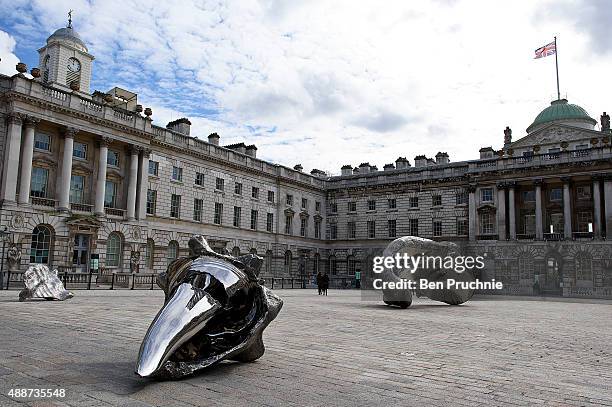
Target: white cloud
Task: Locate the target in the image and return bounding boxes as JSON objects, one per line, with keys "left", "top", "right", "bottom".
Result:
{"left": 0, "top": 30, "right": 19, "bottom": 76}
{"left": 2, "top": 0, "right": 611, "bottom": 174}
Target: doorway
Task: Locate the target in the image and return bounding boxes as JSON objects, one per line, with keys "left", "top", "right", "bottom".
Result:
{"left": 72, "top": 234, "right": 89, "bottom": 272}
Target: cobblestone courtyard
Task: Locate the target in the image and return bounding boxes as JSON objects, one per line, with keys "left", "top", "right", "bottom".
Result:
{"left": 0, "top": 289, "right": 611, "bottom": 406}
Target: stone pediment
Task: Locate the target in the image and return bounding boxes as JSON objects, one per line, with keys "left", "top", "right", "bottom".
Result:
{"left": 509, "top": 124, "right": 599, "bottom": 149}
{"left": 65, "top": 215, "right": 102, "bottom": 232}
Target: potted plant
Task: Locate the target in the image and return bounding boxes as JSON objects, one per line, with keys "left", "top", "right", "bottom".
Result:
{"left": 144, "top": 107, "right": 153, "bottom": 117}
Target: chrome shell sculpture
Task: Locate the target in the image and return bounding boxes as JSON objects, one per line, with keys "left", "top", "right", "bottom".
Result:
{"left": 19, "top": 264, "right": 74, "bottom": 302}
{"left": 136, "top": 236, "right": 283, "bottom": 379}
{"left": 380, "top": 236, "right": 475, "bottom": 308}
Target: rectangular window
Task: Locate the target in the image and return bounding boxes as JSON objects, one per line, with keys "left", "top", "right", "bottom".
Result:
{"left": 195, "top": 172, "right": 205, "bottom": 186}
{"left": 315, "top": 220, "right": 321, "bottom": 239}
{"left": 216, "top": 177, "right": 225, "bottom": 191}
{"left": 233, "top": 206, "right": 242, "bottom": 227}
{"left": 285, "top": 215, "right": 293, "bottom": 234}
{"left": 549, "top": 188, "right": 563, "bottom": 202}
{"left": 250, "top": 210, "right": 258, "bottom": 230}
{"left": 34, "top": 133, "right": 50, "bottom": 151}
{"left": 409, "top": 219, "right": 419, "bottom": 236}
{"left": 73, "top": 141, "right": 87, "bottom": 159}
{"left": 330, "top": 202, "right": 338, "bottom": 213}
{"left": 148, "top": 161, "right": 159, "bottom": 176}
{"left": 388, "top": 220, "right": 397, "bottom": 238}
{"left": 214, "top": 203, "right": 223, "bottom": 224}
{"left": 330, "top": 223, "right": 337, "bottom": 240}
{"left": 432, "top": 195, "right": 442, "bottom": 207}
{"left": 172, "top": 166, "right": 183, "bottom": 182}
{"left": 170, "top": 194, "right": 181, "bottom": 218}
{"left": 252, "top": 187, "right": 259, "bottom": 199}
{"left": 266, "top": 213, "right": 274, "bottom": 232}
{"left": 456, "top": 218, "right": 468, "bottom": 236}
{"left": 347, "top": 221, "right": 356, "bottom": 239}
{"left": 455, "top": 191, "right": 468, "bottom": 205}
{"left": 286, "top": 194, "right": 293, "bottom": 205}
{"left": 300, "top": 217, "right": 307, "bottom": 237}
{"left": 348, "top": 201, "right": 357, "bottom": 212}
{"left": 315, "top": 201, "right": 321, "bottom": 212}
{"left": 267, "top": 190, "right": 275, "bottom": 203}
{"left": 388, "top": 198, "right": 396, "bottom": 209}
{"left": 433, "top": 220, "right": 443, "bottom": 237}
{"left": 368, "top": 200, "right": 376, "bottom": 211}
{"left": 479, "top": 213, "right": 495, "bottom": 234}
{"left": 480, "top": 188, "right": 493, "bottom": 202}
{"left": 409, "top": 197, "right": 419, "bottom": 208}
{"left": 69, "top": 175, "right": 85, "bottom": 203}
{"left": 367, "top": 221, "right": 376, "bottom": 238}
{"left": 104, "top": 181, "right": 117, "bottom": 208}
{"left": 576, "top": 185, "right": 591, "bottom": 200}
{"left": 523, "top": 214, "right": 535, "bottom": 235}
{"left": 107, "top": 150, "right": 119, "bottom": 166}
{"left": 576, "top": 144, "right": 589, "bottom": 150}
{"left": 577, "top": 211, "right": 593, "bottom": 233}
{"left": 30, "top": 167, "right": 49, "bottom": 198}
{"left": 522, "top": 190, "right": 535, "bottom": 202}
{"left": 548, "top": 212, "right": 564, "bottom": 234}
{"left": 194, "top": 198, "right": 203, "bottom": 221}
{"left": 234, "top": 182, "right": 242, "bottom": 195}
{"left": 301, "top": 198, "right": 308, "bottom": 209}
{"left": 146, "top": 189, "right": 157, "bottom": 215}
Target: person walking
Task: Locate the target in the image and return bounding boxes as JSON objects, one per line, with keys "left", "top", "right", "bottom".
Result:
{"left": 321, "top": 273, "right": 329, "bottom": 296}
{"left": 316, "top": 271, "right": 323, "bottom": 295}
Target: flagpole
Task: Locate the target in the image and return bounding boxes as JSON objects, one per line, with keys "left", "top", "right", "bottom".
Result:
{"left": 554, "top": 36, "right": 560, "bottom": 100}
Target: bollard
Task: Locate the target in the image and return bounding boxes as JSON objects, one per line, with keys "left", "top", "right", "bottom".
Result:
{"left": 131, "top": 273, "right": 135, "bottom": 290}
{"left": 291, "top": 278, "right": 294, "bottom": 289}
{"left": 87, "top": 271, "right": 92, "bottom": 290}
{"left": 110, "top": 273, "right": 115, "bottom": 290}
{"left": 271, "top": 278, "right": 274, "bottom": 289}
{"left": 281, "top": 278, "right": 284, "bottom": 289}
{"left": 150, "top": 275, "right": 155, "bottom": 290}
{"left": 5, "top": 271, "right": 10, "bottom": 289}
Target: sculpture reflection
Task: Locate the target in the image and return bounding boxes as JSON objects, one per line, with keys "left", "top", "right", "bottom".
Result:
{"left": 136, "top": 235, "right": 283, "bottom": 379}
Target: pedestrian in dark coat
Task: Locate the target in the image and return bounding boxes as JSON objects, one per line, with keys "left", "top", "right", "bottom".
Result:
{"left": 321, "top": 273, "right": 329, "bottom": 296}
{"left": 316, "top": 272, "right": 323, "bottom": 295}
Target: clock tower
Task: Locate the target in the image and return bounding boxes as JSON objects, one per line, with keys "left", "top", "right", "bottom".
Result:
{"left": 37, "top": 15, "right": 94, "bottom": 93}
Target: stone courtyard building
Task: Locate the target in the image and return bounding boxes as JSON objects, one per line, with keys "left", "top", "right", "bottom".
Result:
{"left": 1, "top": 23, "right": 611, "bottom": 297}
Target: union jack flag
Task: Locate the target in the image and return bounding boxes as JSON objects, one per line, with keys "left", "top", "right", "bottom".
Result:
{"left": 534, "top": 41, "right": 556, "bottom": 59}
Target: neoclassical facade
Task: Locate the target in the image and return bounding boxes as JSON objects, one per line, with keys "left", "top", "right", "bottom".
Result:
{"left": 1, "top": 24, "right": 611, "bottom": 297}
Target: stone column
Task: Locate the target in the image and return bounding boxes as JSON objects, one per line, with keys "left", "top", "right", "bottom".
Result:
{"left": 136, "top": 149, "right": 150, "bottom": 220}
{"left": 496, "top": 183, "right": 506, "bottom": 240}
{"left": 94, "top": 137, "right": 110, "bottom": 216}
{"left": 535, "top": 179, "right": 543, "bottom": 240}
{"left": 604, "top": 175, "right": 612, "bottom": 238}
{"left": 58, "top": 128, "right": 78, "bottom": 211}
{"left": 508, "top": 182, "right": 516, "bottom": 240}
{"left": 592, "top": 176, "right": 602, "bottom": 238}
{"left": 0, "top": 113, "right": 23, "bottom": 203}
{"left": 18, "top": 116, "right": 40, "bottom": 204}
{"left": 561, "top": 176, "right": 572, "bottom": 239}
{"left": 126, "top": 146, "right": 140, "bottom": 220}
{"left": 468, "top": 184, "right": 476, "bottom": 241}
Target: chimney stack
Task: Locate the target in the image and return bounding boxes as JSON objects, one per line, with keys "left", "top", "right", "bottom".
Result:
{"left": 383, "top": 163, "right": 395, "bottom": 171}
{"left": 435, "top": 152, "right": 449, "bottom": 165}
{"left": 359, "top": 162, "right": 371, "bottom": 174}
{"left": 479, "top": 146, "right": 494, "bottom": 159}
{"left": 395, "top": 157, "right": 410, "bottom": 169}
{"left": 166, "top": 118, "right": 191, "bottom": 136}
{"left": 294, "top": 164, "right": 303, "bottom": 172}
{"left": 414, "top": 155, "right": 427, "bottom": 167}
{"left": 208, "top": 133, "right": 220, "bottom": 146}
{"left": 341, "top": 165, "right": 352, "bottom": 176}
{"left": 245, "top": 144, "right": 257, "bottom": 158}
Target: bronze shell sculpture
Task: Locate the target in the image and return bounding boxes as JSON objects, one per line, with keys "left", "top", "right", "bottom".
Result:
{"left": 136, "top": 236, "right": 283, "bottom": 379}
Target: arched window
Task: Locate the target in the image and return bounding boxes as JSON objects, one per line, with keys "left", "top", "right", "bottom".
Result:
{"left": 30, "top": 225, "right": 52, "bottom": 264}
{"left": 265, "top": 250, "right": 273, "bottom": 274}
{"left": 575, "top": 251, "right": 593, "bottom": 281}
{"left": 314, "top": 253, "right": 320, "bottom": 275}
{"left": 284, "top": 250, "right": 292, "bottom": 275}
{"left": 232, "top": 246, "right": 241, "bottom": 257}
{"left": 167, "top": 240, "right": 179, "bottom": 265}
{"left": 518, "top": 254, "right": 534, "bottom": 280}
{"left": 145, "top": 238, "right": 155, "bottom": 269}
{"left": 106, "top": 232, "right": 123, "bottom": 267}
{"left": 347, "top": 255, "right": 357, "bottom": 276}
{"left": 43, "top": 55, "right": 50, "bottom": 83}
{"left": 329, "top": 255, "right": 337, "bottom": 275}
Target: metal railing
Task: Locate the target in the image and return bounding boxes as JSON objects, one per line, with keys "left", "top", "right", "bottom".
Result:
{"left": 70, "top": 202, "right": 93, "bottom": 213}
{"left": 31, "top": 197, "right": 56, "bottom": 208}
{"left": 104, "top": 207, "right": 126, "bottom": 217}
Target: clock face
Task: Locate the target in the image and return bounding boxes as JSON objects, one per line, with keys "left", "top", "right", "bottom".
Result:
{"left": 67, "top": 58, "right": 81, "bottom": 73}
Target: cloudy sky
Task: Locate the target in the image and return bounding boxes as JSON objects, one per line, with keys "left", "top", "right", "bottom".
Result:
{"left": 1, "top": 0, "right": 610, "bottom": 174}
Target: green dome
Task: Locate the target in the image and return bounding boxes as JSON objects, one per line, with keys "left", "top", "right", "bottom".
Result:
{"left": 527, "top": 99, "right": 596, "bottom": 133}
